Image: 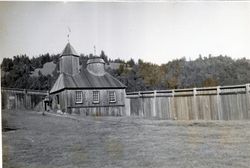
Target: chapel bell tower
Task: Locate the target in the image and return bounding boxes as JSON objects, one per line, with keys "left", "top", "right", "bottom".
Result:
{"left": 59, "top": 43, "right": 80, "bottom": 76}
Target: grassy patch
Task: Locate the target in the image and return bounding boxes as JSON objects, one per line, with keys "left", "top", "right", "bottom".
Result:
{"left": 2, "top": 110, "right": 250, "bottom": 168}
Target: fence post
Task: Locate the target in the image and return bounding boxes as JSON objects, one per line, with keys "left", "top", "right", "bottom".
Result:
{"left": 193, "top": 88, "right": 198, "bottom": 120}
{"left": 152, "top": 90, "right": 157, "bottom": 117}
{"left": 246, "top": 84, "right": 250, "bottom": 119}
{"left": 125, "top": 98, "right": 131, "bottom": 116}
{"left": 24, "top": 89, "right": 27, "bottom": 109}
{"left": 138, "top": 91, "right": 144, "bottom": 117}
{"left": 217, "top": 86, "right": 222, "bottom": 120}
{"left": 171, "top": 90, "right": 176, "bottom": 120}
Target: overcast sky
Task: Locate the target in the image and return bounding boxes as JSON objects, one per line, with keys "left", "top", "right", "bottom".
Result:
{"left": 0, "top": 1, "right": 250, "bottom": 64}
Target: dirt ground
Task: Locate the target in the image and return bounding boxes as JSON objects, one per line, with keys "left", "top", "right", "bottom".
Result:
{"left": 2, "top": 110, "right": 250, "bottom": 168}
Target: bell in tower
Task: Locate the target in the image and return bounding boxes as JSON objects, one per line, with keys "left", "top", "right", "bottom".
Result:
{"left": 59, "top": 43, "right": 80, "bottom": 76}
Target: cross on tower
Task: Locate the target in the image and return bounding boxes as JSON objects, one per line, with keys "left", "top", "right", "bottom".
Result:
{"left": 67, "top": 26, "right": 71, "bottom": 42}
{"left": 94, "top": 45, "right": 96, "bottom": 56}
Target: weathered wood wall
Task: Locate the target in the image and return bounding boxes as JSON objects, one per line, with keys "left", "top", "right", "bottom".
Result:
{"left": 50, "top": 89, "right": 126, "bottom": 116}
{"left": 1, "top": 88, "right": 48, "bottom": 110}
{"left": 126, "top": 84, "right": 250, "bottom": 120}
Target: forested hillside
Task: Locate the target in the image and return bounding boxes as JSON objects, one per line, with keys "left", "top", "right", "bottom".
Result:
{"left": 1, "top": 52, "right": 250, "bottom": 91}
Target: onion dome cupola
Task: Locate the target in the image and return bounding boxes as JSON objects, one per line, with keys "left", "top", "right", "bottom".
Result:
{"left": 87, "top": 57, "right": 106, "bottom": 76}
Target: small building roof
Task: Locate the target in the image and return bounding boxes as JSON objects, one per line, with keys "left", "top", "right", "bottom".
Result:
{"left": 61, "top": 43, "right": 79, "bottom": 57}
{"left": 50, "top": 69, "right": 126, "bottom": 94}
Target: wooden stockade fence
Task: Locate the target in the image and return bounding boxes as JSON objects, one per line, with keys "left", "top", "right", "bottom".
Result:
{"left": 125, "top": 84, "right": 250, "bottom": 120}
{"left": 1, "top": 88, "right": 48, "bottom": 110}
{"left": 2, "top": 84, "right": 250, "bottom": 120}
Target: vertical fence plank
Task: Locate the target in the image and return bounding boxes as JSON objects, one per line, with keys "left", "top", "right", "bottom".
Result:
{"left": 193, "top": 88, "right": 197, "bottom": 120}
{"left": 246, "top": 84, "right": 250, "bottom": 119}
{"left": 138, "top": 92, "right": 143, "bottom": 117}
{"left": 217, "top": 86, "right": 222, "bottom": 120}
{"left": 171, "top": 90, "right": 177, "bottom": 120}
{"left": 125, "top": 98, "right": 131, "bottom": 116}
{"left": 152, "top": 91, "right": 156, "bottom": 117}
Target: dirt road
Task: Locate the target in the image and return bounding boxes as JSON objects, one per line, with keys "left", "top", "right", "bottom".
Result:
{"left": 2, "top": 110, "right": 250, "bottom": 168}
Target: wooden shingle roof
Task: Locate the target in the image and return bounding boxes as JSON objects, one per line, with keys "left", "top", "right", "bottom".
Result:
{"left": 61, "top": 43, "right": 79, "bottom": 57}
{"left": 50, "top": 69, "right": 126, "bottom": 94}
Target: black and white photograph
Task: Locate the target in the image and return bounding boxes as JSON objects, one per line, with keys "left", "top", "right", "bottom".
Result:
{"left": 1, "top": 1, "right": 250, "bottom": 168}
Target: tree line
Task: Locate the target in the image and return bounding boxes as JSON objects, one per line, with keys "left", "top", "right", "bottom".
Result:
{"left": 1, "top": 52, "right": 250, "bottom": 91}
